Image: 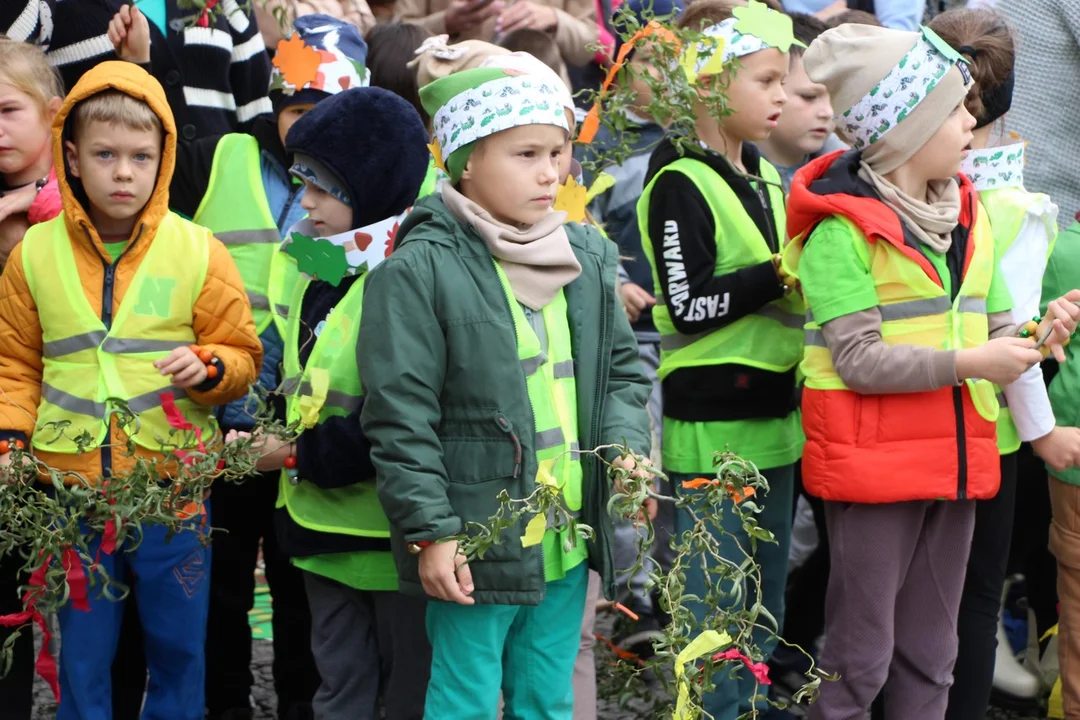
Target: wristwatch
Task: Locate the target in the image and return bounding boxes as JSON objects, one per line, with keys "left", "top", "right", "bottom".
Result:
{"left": 407, "top": 540, "right": 434, "bottom": 555}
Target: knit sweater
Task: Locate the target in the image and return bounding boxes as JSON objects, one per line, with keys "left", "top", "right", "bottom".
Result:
{"left": 1, "top": 0, "right": 54, "bottom": 48}
{"left": 995, "top": 0, "right": 1080, "bottom": 218}
{"left": 47, "top": 0, "right": 272, "bottom": 140}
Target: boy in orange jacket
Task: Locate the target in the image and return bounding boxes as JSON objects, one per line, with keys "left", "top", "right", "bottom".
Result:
{"left": 0, "top": 61, "right": 262, "bottom": 720}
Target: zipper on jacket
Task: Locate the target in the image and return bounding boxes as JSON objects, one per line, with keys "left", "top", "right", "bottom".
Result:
{"left": 94, "top": 224, "right": 143, "bottom": 482}
{"left": 953, "top": 386, "right": 968, "bottom": 499}
{"left": 495, "top": 414, "right": 522, "bottom": 479}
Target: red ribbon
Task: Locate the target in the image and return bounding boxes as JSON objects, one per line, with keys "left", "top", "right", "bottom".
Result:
{"left": 0, "top": 561, "right": 62, "bottom": 701}
{"left": 161, "top": 392, "right": 205, "bottom": 453}
{"left": 712, "top": 648, "right": 772, "bottom": 686}
{"left": 60, "top": 549, "right": 89, "bottom": 612}
{"left": 100, "top": 519, "right": 118, "bottom": 556}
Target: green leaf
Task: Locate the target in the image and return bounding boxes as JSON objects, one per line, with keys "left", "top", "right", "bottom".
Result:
{"left": 284, "top": 232, "right": 351, "bottom": 286}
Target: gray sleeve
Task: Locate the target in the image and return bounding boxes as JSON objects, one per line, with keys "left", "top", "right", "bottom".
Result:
{"left": 821, "top": 308, "right": 960, "bottom": 394}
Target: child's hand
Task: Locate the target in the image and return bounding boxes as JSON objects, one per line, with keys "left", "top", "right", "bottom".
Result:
{"left": 611, "top": 454, "right": 657, "bottom": 522}
{"left": 153, "top": 346, "right": 208, "bottom": 388}
{"left": 956, "top": 337, "right": 1042, "bottom": 386}
{"left": 444, "top": 0, "right": 503, "bottom": 36}
{"left": 419, "top": 540, "right": 475, "bottom": 605}
{"left": 109, "top": 4, "right": 151, "bottom": 65}
{"left": 1033, "top": 426, "right": 1080, "bottom": 473}
{"left": 0, "top": 184, "right": 36, "bottom": 225}
{"left": 496, "top": 0, "right": 558, "bottom": 33}
{"left": 224, "top": 429, "right": 293, "bottom": 471}
{"left": 620, "top": 282, "right": 656, "bottom": 324}
{"left": 1037, "top": 291, "right": 1080, "bottom": 363}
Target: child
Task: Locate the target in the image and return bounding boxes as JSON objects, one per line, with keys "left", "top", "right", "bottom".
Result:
{"left": 233, "top": 86, "right": 434, "bottom": 720}
{"left": 930, "top": 9, "right": 1080, "bottom": 717}
{"left": 636, "top": 1, "right": 803, "bottom": 716}
{"left": 0, "top": 60, "right": 261, "bottom": 719}
{"left": 367, "top": 22, "right": 435, "bottom": 126}
{"left": 357, "top": 65, "right": 651, "bottom": 718}
{"left": 785, "top": 23, "right": 1079, "bottom": 718}
{"left": 0, "top": 36, "right": 65, "bottom": 720}
{"left": 0, "top": 39, "right": 63, "bottom": 268}
{"left": 755, "top": 13, "right": 843, "bottom": 192}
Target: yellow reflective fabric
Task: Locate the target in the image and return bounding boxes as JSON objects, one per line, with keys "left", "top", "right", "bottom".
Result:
{"left": 638, "top": 157, "right": 804, "bottom": 381}
{"left": 789, "top": 212, "right": 999, "bottom": 421}
{"left": 21, "top": 214, "right": 214, "bottom": 453}
{"left": 493, "top": 263, "right": 587, "bottom": 573}
{"left": 277, "top": 274, "right": 390, "bottom": 539}
{"left": 983, "top": 188, "right": 1058, "bottom": 454}
{"left": 266, "top": 247, "right": 300, "bottom": 339}
{"left": 192, "top": 134, "right": 282, "bottom": 334}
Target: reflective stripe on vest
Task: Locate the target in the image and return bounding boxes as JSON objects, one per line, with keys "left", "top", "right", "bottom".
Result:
{"left": 192, "top": 133, "right": 283, "bottom": 335}
{"left": 638, "top": 156, "right": 804, "bottom": 381}
{"left": 790, "top": 212, "right": 999, "bottom": 422}
{"left": 21, "top": 214, "right": 214, "bottom": 454}
{"left": 277, "top": 273, "right": 389, "bottom": 539}
{"left": 983, "top": 188, "right": 1057, "bottom": 454}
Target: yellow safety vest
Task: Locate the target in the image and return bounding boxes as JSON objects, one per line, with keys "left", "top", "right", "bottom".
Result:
{"left": 637, "top": 157, "right": 804, "bottom": 381}
{"left": 276, "top": 274, "right": 388, "bottom": 538}
{"left": 21, "top": 214, "right": 215, "bottom": 454}
{"left": 983, "top": 187, "right": 1058, "bottom": 454}
{"left": 493, "top": 263, "right": 587, "bottom": 573}
{"left": 192, "top": 133, "right": 297, "bottom": 336}
{"left": 788, "top": 213, "right": 999, "bottom": 421}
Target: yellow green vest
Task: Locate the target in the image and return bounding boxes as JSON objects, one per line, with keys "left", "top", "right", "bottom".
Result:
{"left": 276, "top": 274, "right": 389, "bottom": 539}
{"left": 983, "top": 187, "right": 1058, "bottom": 453}
{"left": 494, "top": 263, "right": 587, "bottom": 580}
{"left": 786, "top": 213, "right": 999, "bottom": 422}
{"left": 192, "top": 133, "right": 296, "bottom": 336}
{"left": 21, "top": 214, "right": 215, "bottom": 454}
{"left": 637, "top": 157, "right": 804, "bottom": 382}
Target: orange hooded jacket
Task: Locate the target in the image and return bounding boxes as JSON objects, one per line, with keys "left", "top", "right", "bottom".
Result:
{"left": 0, "top": 61, "right": 263, "bottom": 484}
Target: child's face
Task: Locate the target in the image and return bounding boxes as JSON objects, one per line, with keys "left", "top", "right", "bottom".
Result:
{"left": 461, "top": 124, "right": 568, "bottom": 227}
{"left": 64, "top": 120, "right": 162, "bottom": 236}
{"left": 278, "top": 103, "right": 317, "bottom": 149}
{"left": 627, "top": 54, "right": 660, "bottom": 117}
{"left": 907, "top": 101, "right": 977, "bottom": 181}
{"left": 0, "top": 84, "right": 58, "bottom": 184}
{"left": 770, "top": 55, "right": 834, "bottom": 158}
{"left": 716, "top": 48, "right": 789, "bottom": 143}
{"left": 300, "top": 181, "right": 353, "bottom": 236}
{"left": 558, "top": 137, "right": 573, "bottom": 184}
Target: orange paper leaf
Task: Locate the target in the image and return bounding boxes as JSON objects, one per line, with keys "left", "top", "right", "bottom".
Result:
{"left": 273, "top": 34, "right": 322, "bottom": 90}
{"left": 681, "top": 477, "right": 717, "bottom": 490}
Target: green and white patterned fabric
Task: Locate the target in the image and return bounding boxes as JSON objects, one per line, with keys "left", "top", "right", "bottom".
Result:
{"left": 961, "top": 142, "right": 1026, "bottom": 192}
{"left": 697, "top": 0, "right": 803, "bottom": 73}
{"left": 840, "top": 26, "right": 969, "bottom": 151}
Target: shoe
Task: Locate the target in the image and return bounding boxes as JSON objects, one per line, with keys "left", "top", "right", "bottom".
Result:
{"left": 613, "top": 611, "right": 664, "bottom": 661}
{"left": 992, "top": 624, "right": 1042, "bottom": 700}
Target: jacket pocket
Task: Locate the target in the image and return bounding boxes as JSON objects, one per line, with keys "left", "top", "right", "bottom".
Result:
{"left": 439, "top": 408, "right": 522, "bottom": 485}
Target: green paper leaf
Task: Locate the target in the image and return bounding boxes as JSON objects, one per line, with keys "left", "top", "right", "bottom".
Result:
{"left": 921, "top": 26, "right": 965, "bottom": 64}
{"left": 285, "top": 232, "right": 350, "bottom": 286}
{"left": 732, "top": 0, "right": 803, "bottom": 53}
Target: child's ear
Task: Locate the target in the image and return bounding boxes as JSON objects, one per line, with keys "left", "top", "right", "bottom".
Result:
{"left": 64, "top": 141, "right": 80, "bottom": 178}
{"left": 46, "top": 96, "right": 62, "bottom": 122}
{"left": 460, "top": 158, "right": 474, "bottom": 182}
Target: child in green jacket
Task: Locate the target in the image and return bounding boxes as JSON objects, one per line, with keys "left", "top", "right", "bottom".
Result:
{"left": 357, "top": 65, "right": 652, "bottom": 719}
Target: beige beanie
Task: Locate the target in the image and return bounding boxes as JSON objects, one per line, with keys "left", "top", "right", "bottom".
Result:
{"left": 409, "top": 36, "right": 511, "bottom": 88}
{"left": 803, "top": 24, "right": 972, "bottom": 174}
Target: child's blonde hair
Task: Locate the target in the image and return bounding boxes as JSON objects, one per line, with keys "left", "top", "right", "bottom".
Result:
{"left": 0, "top": 38, "right": 64, "bottom": 113}
{"left": 72, "top": 90, "right": 162, "bottom": 139}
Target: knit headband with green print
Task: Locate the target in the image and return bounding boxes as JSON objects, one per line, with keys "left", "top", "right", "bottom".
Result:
{"left": 839, "top": 26, "right": 970, "bottom": 151}
{"left": 419, "top": 67, "right": 571, "bottom": 183}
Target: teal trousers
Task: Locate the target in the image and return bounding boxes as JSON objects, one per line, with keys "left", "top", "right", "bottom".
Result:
{"left": 424, "top": 563, "right": 588, "bottom": 720}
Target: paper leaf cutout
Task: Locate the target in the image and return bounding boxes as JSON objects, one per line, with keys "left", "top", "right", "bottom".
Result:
{"left": 553, "top": 174, "right": 588, "bottom": 223}
{"left": 521, "top": 513, "right": 546, "bottom": 547}
{"left": 273, "top": 34, "right": 322, "bottom": 89}
{"left": 682, "top": 36, "right": 726, "bottom": 84}
{"left": 585, "top": 172, "right": 616, "bottom": 204}
{"left": 921, "top": 26, "right": 964, "bottom": 64}
{"left": 428, "top": 137, "right": 449, "bottom": 176}
{"left": 285, "top": 232, "right": 350, "bottom": 286}
{"left": 732, "top": 0, "right": 803, "bottom": 53}
{"left": 298, "top": 367, "right": 329, "bottom": 428}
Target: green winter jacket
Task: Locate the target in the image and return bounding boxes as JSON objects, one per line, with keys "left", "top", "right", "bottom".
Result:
{"left": 357, "top": 193, "right": 652, "bottom": 605}
{"left": 1044, "top": 220, "right": 1080, "bottom": 485}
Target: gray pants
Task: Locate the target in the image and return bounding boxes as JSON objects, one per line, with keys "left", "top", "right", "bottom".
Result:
{"left": 811, "top": 500, "right": 976, "bottom": 720}
{"left": 304, "top": 571, "right": 431, "bottom": 720}
{"left": 612, "top": 341, "right": 673, "bottom": 614}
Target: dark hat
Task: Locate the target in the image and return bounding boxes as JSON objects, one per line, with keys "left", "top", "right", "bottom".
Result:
{"left": 286, "top": 87, "right": 430, "bottom": 228}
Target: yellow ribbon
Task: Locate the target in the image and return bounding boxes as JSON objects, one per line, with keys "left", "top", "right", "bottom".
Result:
{"left": 298, "top": 367, "right": 329, "bottom": 429}
{"left": 673, "top": 630, "right": 732, "bottom": 719}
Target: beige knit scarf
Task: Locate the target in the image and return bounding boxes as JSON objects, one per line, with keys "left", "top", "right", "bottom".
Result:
{"left": 858, "top": 162, "right": 961, "bottom": 253}
{"left": 442, "top": 184, "right": 581, "bottom": 310}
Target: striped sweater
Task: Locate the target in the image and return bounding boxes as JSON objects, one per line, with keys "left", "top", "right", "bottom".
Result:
{"left": 46, "top": 0, "right": 272, "bottom": 140}
{"left": 1, "top": 0, "right": 55, "bottom": 49}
